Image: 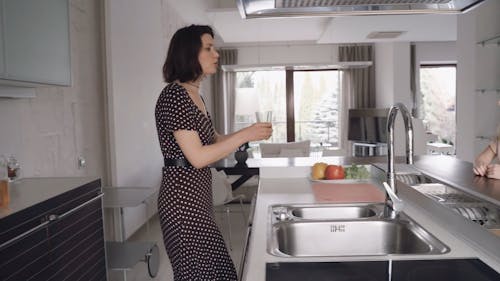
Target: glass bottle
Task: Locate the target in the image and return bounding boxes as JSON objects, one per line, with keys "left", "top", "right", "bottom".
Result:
{"left": 0, "top": 155, "right": 9, "bottom": 206}
{"left": 7, "top": 155, "right": 20, "bottom": 181}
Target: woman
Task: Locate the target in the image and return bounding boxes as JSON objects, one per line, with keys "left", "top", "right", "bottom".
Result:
{"left": 473, "top": 126, "right": 499, "bottom": 179}
{"left": 155, "top": 25, "right": 272, "bottom": 280}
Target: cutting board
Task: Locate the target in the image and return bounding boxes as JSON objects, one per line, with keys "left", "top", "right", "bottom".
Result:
{"left": 311, "top": 182, "right": 386, "bottom": 203}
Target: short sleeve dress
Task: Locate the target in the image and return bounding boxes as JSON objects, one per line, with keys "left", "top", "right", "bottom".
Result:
{"left": 155, "top": 83, "right": 237, "bottom": 281}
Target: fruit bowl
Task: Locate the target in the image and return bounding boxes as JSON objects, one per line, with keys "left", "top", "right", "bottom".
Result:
{"left": 310, "top": 163, "right": 372, "bottom": 181}
{"left": 307, "top": 177, "right": 370, "bottom": 184}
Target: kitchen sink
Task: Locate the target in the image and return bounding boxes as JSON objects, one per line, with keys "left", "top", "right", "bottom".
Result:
{"left": 268, "top": 212, "right": 449, "bottom": 257}
{"left": 291, "top": 205, "right": 378, "bottom": 219}
{"left": 272, "top": 203, "right": 383, "bottom": 221}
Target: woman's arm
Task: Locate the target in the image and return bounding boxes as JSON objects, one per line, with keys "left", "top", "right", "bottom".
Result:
{"left": 174, "top": 123, "right": 272, "bottom": 169}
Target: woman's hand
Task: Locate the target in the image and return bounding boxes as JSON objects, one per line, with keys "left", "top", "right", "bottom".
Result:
{"left": 244, "top": 123, "right": 273, "bottom": 142}
{"left": 486, "top": 164, "right": 500, "bottom": 179}
{"left": 473, "top": 162, "right": 488, "bottom": 176}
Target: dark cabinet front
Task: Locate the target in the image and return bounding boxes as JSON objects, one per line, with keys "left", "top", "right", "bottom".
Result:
{"left": 0, "top": 179, "right": 106, "bottom": 281}
{"left": 266, "top": 260, "right": 500, "bottom": 281}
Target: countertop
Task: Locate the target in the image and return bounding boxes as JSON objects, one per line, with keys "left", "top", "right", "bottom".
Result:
{"left": 241, "top": 156, "right": 500, "bottom": 281}
{"left": 0, "top": 177, "right": 100, "bottom": 220}
{"left": 237, "top": 155, "right": 500, "bottom": 206}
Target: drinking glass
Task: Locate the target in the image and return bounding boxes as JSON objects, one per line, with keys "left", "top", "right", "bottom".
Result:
{"left": 255, "top": 111, "right": 273, "bottom": 122}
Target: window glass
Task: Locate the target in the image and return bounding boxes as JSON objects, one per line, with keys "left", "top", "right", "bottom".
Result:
{"left": 234, "top": 71, "right": 286, "bottom": 142}
{"left": 232, "top": 68, "right": 343, "bottom": 150}
{"left": 420, "top": 65, "right": 456, "bottom": 146}
{"left": 293, "top": 70, "right": 341, "bottom": 148}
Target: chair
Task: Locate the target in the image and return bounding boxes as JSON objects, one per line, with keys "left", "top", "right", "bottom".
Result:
{"left": 259, "top": 140, "right": 311, "bottom": 158}
{"left": 210, "top": 168, "right": 247, "bottom": 250}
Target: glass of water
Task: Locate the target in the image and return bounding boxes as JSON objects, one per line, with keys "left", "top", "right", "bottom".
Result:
{"left": 255, "top": 111, "right": 273, "bottom": 122}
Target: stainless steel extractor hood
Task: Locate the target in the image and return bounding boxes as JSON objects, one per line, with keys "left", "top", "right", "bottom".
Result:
{"left": 236, "top": 0, "right": 487, "bottom": 18}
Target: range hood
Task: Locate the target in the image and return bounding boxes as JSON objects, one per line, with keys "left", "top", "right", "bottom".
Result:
{"left": 236, "top": 0, "right": 486, "bottom": 18}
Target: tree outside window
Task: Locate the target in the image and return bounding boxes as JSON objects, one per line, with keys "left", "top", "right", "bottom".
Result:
{"left": 419, "top": 65, "right": 456, "bottom": 146}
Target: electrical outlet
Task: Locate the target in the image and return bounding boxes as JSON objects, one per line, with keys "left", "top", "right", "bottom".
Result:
{"left": 78, "top": 156, "right": 86, "bottom": 169}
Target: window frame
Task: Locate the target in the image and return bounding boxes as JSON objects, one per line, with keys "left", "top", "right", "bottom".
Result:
{"left": 418, "top": 63, "right": 457, "bottom": 145}
{"left": 232, "top": 67, "right": 344, "bottom": 147}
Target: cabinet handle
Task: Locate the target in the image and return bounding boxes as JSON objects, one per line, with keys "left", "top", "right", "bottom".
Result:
{"left": 0, "top": 220, "right": 50, "bottom": 251}
{"left": 49, "top": 192, "right": 103, "bottom": 221}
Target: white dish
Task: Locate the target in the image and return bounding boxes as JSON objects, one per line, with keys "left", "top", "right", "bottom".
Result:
{"left": 308, "top": 176, "right": 370, "bottom": 184}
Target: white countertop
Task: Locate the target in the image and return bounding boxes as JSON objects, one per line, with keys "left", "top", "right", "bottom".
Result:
{"left": 242, "top": 166, "right": 500, "bottom": 281}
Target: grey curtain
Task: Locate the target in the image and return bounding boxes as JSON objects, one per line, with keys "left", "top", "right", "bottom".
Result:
{"left": 211, "top": 49, "right": 237, "bottom": 134}
{"left": 339, "top": 45, "right": 375, "bottom": 109}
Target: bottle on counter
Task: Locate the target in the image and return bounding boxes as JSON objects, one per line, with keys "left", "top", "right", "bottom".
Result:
{"left": 0, "top": 155, "right": 9, "bottom": 207}
{"left": 7, "top": 155, "right": 20, "bottom": 181}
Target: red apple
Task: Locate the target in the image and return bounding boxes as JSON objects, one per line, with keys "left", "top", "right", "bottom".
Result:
{"left": 324, "top": 165, "right": 345, "bottom": 180}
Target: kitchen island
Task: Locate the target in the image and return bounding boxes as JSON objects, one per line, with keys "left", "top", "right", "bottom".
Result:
{"left": 241, "top": 155, "right": 500, "bottom": 281}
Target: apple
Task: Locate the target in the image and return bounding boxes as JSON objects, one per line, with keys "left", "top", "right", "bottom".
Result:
{"left": 324, "top": 165, "right": 345, "bottom": 180}
{"left": 311, "top": 162, "right": 328, "bottom": 180}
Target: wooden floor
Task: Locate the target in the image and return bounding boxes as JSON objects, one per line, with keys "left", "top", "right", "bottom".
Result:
{"left": 107, "top": 204, "right": 251, "bottom": 281}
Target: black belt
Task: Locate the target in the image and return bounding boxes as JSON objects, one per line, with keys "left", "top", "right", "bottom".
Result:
{"left": 164, "top": 158, "right": 192, "bottom": 167}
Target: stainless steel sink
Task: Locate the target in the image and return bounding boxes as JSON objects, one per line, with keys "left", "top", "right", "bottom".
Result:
{"left": 268, "top": 214, "right": 449, "bottom": 257}
{"left": 280, "top": 204, "right": 382, "bottom": 220}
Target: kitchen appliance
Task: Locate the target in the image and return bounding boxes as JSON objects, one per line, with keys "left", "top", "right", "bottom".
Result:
{"left": 348, "top": 108, "right": 389, "bottom": 144}
{"left": 236, "top": 0, "right": 487, "bottom": 18}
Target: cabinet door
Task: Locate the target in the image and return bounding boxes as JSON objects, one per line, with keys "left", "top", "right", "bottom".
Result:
{"left": 2, "top": 0, "right": 71, "bottom": 85}
{"left": 0, "top": 225, "right": 51, "bottom": 281}
{"left": 42, "top": 196, "right": 107, "bottom": 281}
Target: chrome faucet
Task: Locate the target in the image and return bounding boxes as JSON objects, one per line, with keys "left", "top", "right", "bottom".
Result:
{"left": 384, "top": 103, "right": 414, "bottom": 217}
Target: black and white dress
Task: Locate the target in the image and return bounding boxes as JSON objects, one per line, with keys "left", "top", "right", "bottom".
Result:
{"left": 155, "top": 82, "right": 237, "bottom": 281}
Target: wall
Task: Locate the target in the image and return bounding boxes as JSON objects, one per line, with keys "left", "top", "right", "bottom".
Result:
{"left": 374, "top": 42, "right": 412, "bottom": 108}
{"left": 104, "top": 0, "right": 186, "bottom": 239}
{"left": 472, "top": 0, "right": 500, "bottom": 158}
{"left": 0, "top": 0, "right": 106, "bottom": 180}
{"left": 236, "top": 43, "right": 339, "bottom": 65}
{"left": 456, "top": 0, "right": 500, "bottom": 161}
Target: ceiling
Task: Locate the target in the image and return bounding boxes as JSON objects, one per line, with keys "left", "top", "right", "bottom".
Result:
{"left": 166, "top": 0, "right": 458, "bottom": 46}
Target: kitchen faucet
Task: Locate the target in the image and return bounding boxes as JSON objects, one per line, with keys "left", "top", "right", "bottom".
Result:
{"left": 384, "top": 103, "right": 414, "bottom": 218}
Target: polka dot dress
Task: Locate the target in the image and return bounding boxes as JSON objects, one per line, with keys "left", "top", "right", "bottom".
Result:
{"left": 155, "top": 82, "right": 238, "bottom": 281}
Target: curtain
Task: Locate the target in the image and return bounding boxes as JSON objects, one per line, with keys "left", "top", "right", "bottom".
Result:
{"left": 211, "top": 49, "right": 237, "bottom": 134}
{"left": 339, "top": 45, "right": 375, "bottom": 109}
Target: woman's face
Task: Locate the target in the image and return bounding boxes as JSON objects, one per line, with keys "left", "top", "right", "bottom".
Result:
{"left": 198, "top": 33, "right": 219, "bottom": 76}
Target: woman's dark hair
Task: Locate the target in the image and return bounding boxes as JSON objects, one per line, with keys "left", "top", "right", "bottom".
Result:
{"left": 163, "top": 25, "right": 214, "bottom": 83}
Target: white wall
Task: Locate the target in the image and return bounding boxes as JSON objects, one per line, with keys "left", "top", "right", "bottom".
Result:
{"left": 374, "top": 43, "right": 395, "bottom": 108}
{"left": 236, "top": 43, "right": 339, "bottom": 65}
{"left": 104, "top": 0, "right": 186, "bottom": 239}
{"left": 374, "top": 42, "right": 412, "bottom": 108}
{"left": 456, "top": 0, "right": 500, "bottom": 162}
{"left": 472, "top": 0, "right": 500, "bottom": 159}
{"left": 0, "top": 0, "right": 106, "bottom": 180}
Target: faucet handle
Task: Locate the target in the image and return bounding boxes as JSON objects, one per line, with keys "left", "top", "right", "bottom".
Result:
{"left": 382, "top": 182, "right": 405, "bottom": 212}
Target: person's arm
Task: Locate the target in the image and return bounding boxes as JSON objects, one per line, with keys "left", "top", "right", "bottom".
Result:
{"left": 473, "top": 141, "right": 497, "bottom": 176}
{"left": 174, "top": 123, "right": 272, "bottom": 169}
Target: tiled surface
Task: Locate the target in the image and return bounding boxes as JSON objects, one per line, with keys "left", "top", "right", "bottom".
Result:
{"left": 108, "top": 204, "right": 251, "bottom": 281}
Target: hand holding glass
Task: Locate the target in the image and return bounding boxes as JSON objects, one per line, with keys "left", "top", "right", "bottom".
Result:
{"left": 255, "top": 111, "right": 273, "bottom": 122}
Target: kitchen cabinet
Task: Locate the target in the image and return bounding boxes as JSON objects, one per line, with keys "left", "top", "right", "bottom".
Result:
{"left": 0, "top": 178, "right": 106, "bottom": 281}
{"left": 0, "top": 0, "right": 71, "bottom": 87}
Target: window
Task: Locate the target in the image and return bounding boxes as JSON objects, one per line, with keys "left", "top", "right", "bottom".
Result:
{"left": 419, "top": 65, "right": 456, "bottom": 146}
{"left": 233, "top": 68, "right": 343, "bottom": 148}
{"left": 293, "top": 70, "right": 341, "bottom": 147}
